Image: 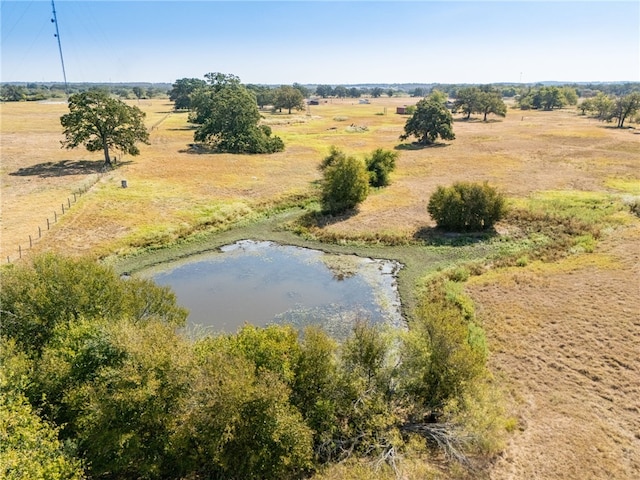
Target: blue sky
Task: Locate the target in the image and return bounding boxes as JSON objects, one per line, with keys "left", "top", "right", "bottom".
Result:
{"left": 2, "top": 1, "right": 638, "bottom": 85}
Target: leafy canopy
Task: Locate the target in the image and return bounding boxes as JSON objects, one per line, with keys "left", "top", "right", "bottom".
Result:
{"left": 169, "top": 77, "right": 207, "bottom": 110}
{"left": 1, "top": 254, "right": 497, "bottom": 478}
{"left": 273, "top": 85, "right": 305, "bottom": 114}
{"left": 60, "top": 90, "right": 150, "bottom": 166}
{"left": 0, "top": 253, "right": 187, "bottom": 355}
{"left": 189, "top": 72, "right": 284, "bottom": 154}
{"left": 400, "top": 95, "right": 455, "bottom": 145}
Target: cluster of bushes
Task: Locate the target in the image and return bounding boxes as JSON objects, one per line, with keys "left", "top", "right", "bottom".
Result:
{"left": 319, "top": 146, "right": 398, "bottom": 214}
{"left": 1, "top": 254, "right": 499, "bottom": 479}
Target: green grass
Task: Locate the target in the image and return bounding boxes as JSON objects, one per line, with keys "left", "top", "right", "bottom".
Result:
{"left": 605, "top": 177, "right": 640, "bottom": 195}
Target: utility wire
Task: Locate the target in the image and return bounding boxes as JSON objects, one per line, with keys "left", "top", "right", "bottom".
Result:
{"left": 50, "top": 0, "right": 69, "bottom": 97}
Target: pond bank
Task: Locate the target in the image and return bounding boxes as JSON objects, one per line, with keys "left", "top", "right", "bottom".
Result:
{"left": 109, "top": 208, "right": 500, "bottom": 321}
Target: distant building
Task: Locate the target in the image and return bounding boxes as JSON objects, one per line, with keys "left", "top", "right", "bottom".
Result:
{"left": 396, "top": 106, "right": 407, "bottom": 114}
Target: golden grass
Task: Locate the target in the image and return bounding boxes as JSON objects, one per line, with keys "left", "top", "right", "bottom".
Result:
{"left": 466, "top": 223, "right": 640, "bottom": 479}
{"left": 2, "top": 95, "right": 640, "bottom": 479}
{"left": 3, "top": 99, "right": 638, "bottom": 260}
{"left": 605, "top": 177, "right": 640, "bottom": 195}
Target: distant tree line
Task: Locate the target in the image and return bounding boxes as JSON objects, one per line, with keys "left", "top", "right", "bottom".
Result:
{"left": 0, "top": 83, "right": 171, "bottom": 102}
{"left": 3, "top": 81, "right": 638, "bottom": 104}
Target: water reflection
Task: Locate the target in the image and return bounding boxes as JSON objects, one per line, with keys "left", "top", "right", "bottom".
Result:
{"left": 147, "top": 240, "right": 403, "bottom": 337}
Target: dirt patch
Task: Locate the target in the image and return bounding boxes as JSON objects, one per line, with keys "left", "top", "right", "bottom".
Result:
{"left": 467, "top": 224, "right": 640, "bottom": 479}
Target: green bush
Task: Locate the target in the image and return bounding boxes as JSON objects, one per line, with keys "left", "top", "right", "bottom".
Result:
{"left": 319, "top": 145, "right": 347, "bottom": 171}
{"left": 0, "top": 254, "right": 187, "bottom": 355}
{"left": 400, "top": 286, "right": 487, "bottom": 410}
{"left": 321, "top": 154, "right": 370, "bottom": 214}
{"left": 427, "top": 181, "right": 506, "bottom": 232}
{"left": 0, "top": 391, "right": 85, "bottom": 480}
{"left": 365, "top": 148, "right": 397, "bottom": 188}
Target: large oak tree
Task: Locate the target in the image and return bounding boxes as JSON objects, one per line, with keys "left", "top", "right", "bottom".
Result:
{"left": 400, "top": 96, "right": 455, "bottom": 146}
{"left": 60, "top": 90, "right": 150, "bottom": 166}
{"left": 190, "top": 74, "right": 284, "bottom": 154}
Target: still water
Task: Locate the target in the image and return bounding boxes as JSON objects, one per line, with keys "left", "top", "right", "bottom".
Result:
{"left": 148, "top": 240, "right": 403, "bottom": 337}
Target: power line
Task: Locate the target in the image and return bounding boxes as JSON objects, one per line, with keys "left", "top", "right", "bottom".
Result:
{"left": 50, "top": 0, "right": 69, "bottom": 96}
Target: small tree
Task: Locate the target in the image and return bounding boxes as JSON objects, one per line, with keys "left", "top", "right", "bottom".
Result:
{"left": 365, "top": 148, "right": 397, "bottom": 188}
{"left": 371, "top": 87, "right": 383, "bottom": 98}
{"left": 477, "top": 90, "right": 507, "bottom": 121}
{"left": 453, "top": 86, "right": 481, "bottom": 119}
{"left": 315, "top": 84, "right": 333, "bottom": 98}
{"left": 427, "top": 181, "right": 506, "bottom": 231}
{"left": 333, "top": 86, "right": 348, "bottom": 98}
{"left": 591, "top": 92, "right": 615, "bottom": 120}
{"left": 319, "top": 145, "right": 347, "bottom": 171}
{"left": 612, "top": 92, "right": 640, "bottom": 128}
{"left": 273, "top": 85, "right": 305, "bottom": 114}
{"left": 400, "top": 97, "right": 455, "bottom": 146}
{"left": 132, "top": 86, "right": 144, "bottom": 100}
{"left": 60, "top": 90, "right": 150, "bottom": 166}
{"left": 321, "top": 155, "right": 370, "bottom": 214}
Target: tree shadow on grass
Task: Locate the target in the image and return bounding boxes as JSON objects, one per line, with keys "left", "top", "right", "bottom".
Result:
{"left": 413, "top": 225, "right": 498, "bottom": 246}
{"left": 453, "top": 117, "right": 503, "bottom": 123}
{"left": 167, "top": 125, "right": 197, "bottom": 131}
{"left": 602, "top": 125, "right": 637, "bottom": 131}
{"left": 179, "top": 143, "right": 220, "bottom": 154}
{"left": 9, "top": 159, "right": 130, "bottom": 178}
{"left": 297, "top": 208, "right": 360, "bottom": 229}
{"left": 394, "top": 142, "right": 449, "bottom": 151}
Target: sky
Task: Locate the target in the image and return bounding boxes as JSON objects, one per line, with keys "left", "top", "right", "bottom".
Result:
{"left": 1, "top": 1, "right": 639, "bottom": 85}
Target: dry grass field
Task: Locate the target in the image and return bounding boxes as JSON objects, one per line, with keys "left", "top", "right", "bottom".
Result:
{"left": 1, "top": 96, "right": 639, "bottom": 479}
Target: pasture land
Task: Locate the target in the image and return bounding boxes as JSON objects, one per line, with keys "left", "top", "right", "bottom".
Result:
{"left": 1, "top": 97, "right": 639, "bottom": 478}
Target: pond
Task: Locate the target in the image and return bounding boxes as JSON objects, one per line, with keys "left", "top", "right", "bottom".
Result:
{"left": 146, "top": 240, "right": 403, "bottom": 338}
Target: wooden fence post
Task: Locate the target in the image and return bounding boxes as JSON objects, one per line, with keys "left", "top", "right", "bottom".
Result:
{"left": 54, "top": 212, "right": 57, "bottom": 223}
{"left": 68, "top": 198, "right": 71, "bottom": 208}
{"left": 62, "top": 204, "right": 65, "bottom": 214}
{"left": 18, "top": 245, "right": 22, "bottom": 259}
{"left": 29, "top": 235, "right": 32, "bottom": 248}
{"left": 39, "top": 226, "right": 42, "bottom": 238}
{"left": 47, "top": 218, "right": 50, "bottom": 230}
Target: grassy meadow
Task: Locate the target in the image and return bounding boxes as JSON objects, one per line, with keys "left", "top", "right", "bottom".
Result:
{"left": 1, "top": 96, "right": 639, "bottom": 479}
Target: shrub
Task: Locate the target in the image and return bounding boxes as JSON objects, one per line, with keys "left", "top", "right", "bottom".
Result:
{"left": 427, "top": 182, "right": 506, "bottom": 232}
{"left": 319, "top": 145, "right": 347, "bottom": 171}
{"left": 400, "top": 282, "right": 487, "bottom": 410}
{"left": 365, "top": 148, "right": 397, "bottom": 188}
{"left": 0, "top": 254, "right": 187, "bottom": 355}
{"left": 321, "top": 155, "right": 370, "bottom": 214}
{"left": 0, "top": 391, "right": 85, "bottom": 480}
{"left": 627, "top": 198, "right": 640, "bottom": 217}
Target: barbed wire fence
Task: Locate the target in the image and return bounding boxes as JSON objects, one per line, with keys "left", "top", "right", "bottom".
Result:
{"left": 4, "top": 113, "right": 172, "bottom": 264}
{"left": 4, "top": 170, "right": 106, "bottom": 264}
